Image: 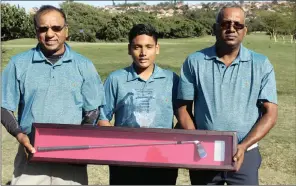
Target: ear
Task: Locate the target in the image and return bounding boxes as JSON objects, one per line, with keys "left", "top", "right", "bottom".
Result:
{"left": 156, "top": 43, "right": 160, "bottom": 55}
{"left": 65, "top": 26, "right": 69, "bottom": 38}
{"left": 128, "top": 44, "right": 131, "bottom": 55}
{"left": 244, "top": 26, "right": 248, "bottom": 37}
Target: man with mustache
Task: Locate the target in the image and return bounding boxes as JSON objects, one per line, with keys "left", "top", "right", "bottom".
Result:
{"left": 1, "top": 5, "right": 105, "bottom": 185}
{"left": 177, "top": 4, "right": 278, "bottom": 185}
{"left": 98, "top": 24, "right": 179, "bottom": 185}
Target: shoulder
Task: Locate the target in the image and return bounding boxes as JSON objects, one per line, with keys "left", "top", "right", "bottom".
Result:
{"left": 248, "top": 49, "right": 269, "bottom": 63}
{"left": 247, "top": 48, "right": 273, "bottom": 70}
{"left": 7, "top": 48, "right": 35, "bottom": 77}
{"left": 110, "top": 67, "right": 129, "bottom": 78}
{"left": 159, "top": 67, "right": 179, "bottom": 79}
{"left": 183, "top": 46, "right": 214, "bottom": 67}
{"left": 188, "top": 46, "right": 213, "bottom": 60}
{"left": 70, "top": 50, "right": 94, "bottom": 65}
{"left": 105, "top": 67, "right": 129, "bottom": 82}
{"left": 10, "top": 48, "right": 35, "bottom": 66}
{"left": 69, "top": 50, "right": 99, "bottom": 77}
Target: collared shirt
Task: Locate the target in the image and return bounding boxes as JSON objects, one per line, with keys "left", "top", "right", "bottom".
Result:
{"left": 2, "top": 43, "right": 105, "bottom": 134}
{"left": 177, "top": 44, "right": 277, "bottom": 143}
{"left": 99, "top": 64, "right": 179, "bottom": 129}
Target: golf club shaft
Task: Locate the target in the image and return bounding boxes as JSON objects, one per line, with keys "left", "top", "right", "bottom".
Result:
{"left": 37, "top": 140, "right": 199, "bottom": 152}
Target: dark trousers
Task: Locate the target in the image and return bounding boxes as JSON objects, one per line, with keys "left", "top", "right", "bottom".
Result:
{"left": 189, "top": 147, "right": 262, "bottom": 185}
{"left": 109, "top": 165, "right": 178, "bottom": 185}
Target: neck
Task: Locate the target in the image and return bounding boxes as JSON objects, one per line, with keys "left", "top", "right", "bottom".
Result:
{"left": 40, "top": 45, "right": 65, "bottom": 58}
{"left": 133, "top": 63, "right": 154, "bottom": 81}
{"left": 216, "top": 42, "right": 241, "bottom": 66}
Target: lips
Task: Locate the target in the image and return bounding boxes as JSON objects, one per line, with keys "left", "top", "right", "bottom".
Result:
{"left": 225, "top": 35, "right": 237, "bottom": 40}
{"left": 139, "top": 58, "right": 149, "bottom": 62}
{"left": 45, "top": 40, "right": 58, "bottom": 45}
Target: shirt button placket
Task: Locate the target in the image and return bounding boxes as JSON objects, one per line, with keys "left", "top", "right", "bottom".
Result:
{"left": 52, "top": 66, "right": 55, "bottom": 79}
{"left": 221, "top": 64, "right": 227, "bottom": 83}
{"left": 50, "top": 66, "right": 55, "bottom": 86}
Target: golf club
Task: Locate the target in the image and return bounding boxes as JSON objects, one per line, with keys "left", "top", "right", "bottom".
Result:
{"left": 37, "top": 140, "right": 207, "bottom": 158}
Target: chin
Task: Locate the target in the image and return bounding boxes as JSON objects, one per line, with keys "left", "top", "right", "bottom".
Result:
{"left": 134, "top": 62, "right": 152, "bottom": 69}
{"left": 224, "top": 42, "right": 239, "bottom": 48}
{"left": 135, "top": 65, "right": 149, "bottom": 70}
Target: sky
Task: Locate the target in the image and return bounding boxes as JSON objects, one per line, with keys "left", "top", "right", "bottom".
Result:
{"left": 3, "top": 1, "right": 203, "bottom": 13}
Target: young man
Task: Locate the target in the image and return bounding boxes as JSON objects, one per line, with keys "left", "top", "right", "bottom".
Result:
{"left": 1, "top": 5, "right": 105, "bottom": 185}
{"left": 177, "top": 4, "right": 278, "bottom": 185}
{"left": 98, "top": 24, "right": 179, "bottom": 185}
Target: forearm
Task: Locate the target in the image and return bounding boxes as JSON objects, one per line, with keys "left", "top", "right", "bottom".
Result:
{"left": 177, "top": 100, "right": 196, "bottom": 130}
{"left": 178, "top": 111, "right": 196, "bottom": 130}
{"left": 1, "top": 107, "right": 23, "bottom": 137}
{"left": 240, "top": 104, "right": 278, "bottom": 150}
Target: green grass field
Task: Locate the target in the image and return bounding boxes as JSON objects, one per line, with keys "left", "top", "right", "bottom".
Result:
{"left": 1, "top": 34, "right": 296, "bottom": 185}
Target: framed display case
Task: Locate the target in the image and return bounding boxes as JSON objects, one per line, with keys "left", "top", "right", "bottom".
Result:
{"left": 29, "top": 123, "right": 237, "bottom": 171}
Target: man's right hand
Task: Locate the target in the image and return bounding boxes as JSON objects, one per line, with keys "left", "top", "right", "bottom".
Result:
{"left": 16, "top": 133, "right": 36, "bottom": 154}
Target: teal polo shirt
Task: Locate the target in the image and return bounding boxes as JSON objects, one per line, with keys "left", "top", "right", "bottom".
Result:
{"left": 2, "top": 43, "right": 105, "bottom": 134}
{"left": 177, "top": 44, "right": 277, "bottom": 142}
{"left": 99, "top": 64, "right": 179, "bottom": 129}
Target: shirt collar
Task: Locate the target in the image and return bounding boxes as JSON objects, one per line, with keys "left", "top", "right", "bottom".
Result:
{"left": 32, "top": 42, "right": 73, "bottom": 63}
{"left": 204, "top": 44, "right": 252, "bottom": 64}
{"left": 127, "top": 63, "right": 166, "bottom": 82}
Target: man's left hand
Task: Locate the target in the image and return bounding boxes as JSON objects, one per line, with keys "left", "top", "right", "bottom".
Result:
{"left": 233, "top": 144, "right": 247, "bottom": 172}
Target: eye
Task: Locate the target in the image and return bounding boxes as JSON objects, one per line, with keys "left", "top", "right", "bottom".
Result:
{"left": 37, "top": 26, "right": 49, "bottom": 33}
{"left": 51, "top": 26, "right": 64, "bottom": 32}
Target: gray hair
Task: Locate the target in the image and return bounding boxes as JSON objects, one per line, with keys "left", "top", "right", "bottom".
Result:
{"left": 216, "top": 3, "right": 246, "bottom": 23}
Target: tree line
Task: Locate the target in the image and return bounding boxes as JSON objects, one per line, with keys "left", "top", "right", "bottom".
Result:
{"left": 1, "top": 2, "right": 295, "bottom": 43}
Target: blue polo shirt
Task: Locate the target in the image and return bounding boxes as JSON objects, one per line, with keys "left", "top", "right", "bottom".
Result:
{"left": 177, "top": 44, "right": 277, "bottom": 142}
{"left": 2, "top": 43, "right": 105, "bottom": 134}
{"left": 99, "top": 64, "right": 179, "bottom": 129}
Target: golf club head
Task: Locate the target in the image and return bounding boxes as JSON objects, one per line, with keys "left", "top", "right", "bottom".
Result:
{"left": 195, "top": 142, "right": 207, "bottom": 159}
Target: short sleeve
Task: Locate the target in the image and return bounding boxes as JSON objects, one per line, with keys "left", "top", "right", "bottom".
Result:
{"left": 81, "top": 61, "right": 105, "bottom": 111}
{"left": 2, "top": 60, "right": 20, "bottom": 112}
{"left": 99, "top": 75, "right": 116, "bottom": 121}
{"left": 177, "top": 56, "right": 196, "bottom": 100}
{"left": 258, "top": 58, "right": 277, "bottom": 104}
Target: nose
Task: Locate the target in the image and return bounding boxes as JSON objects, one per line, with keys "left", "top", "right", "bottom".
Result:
{"left": 229, "top": 23, "right": 236, "bottom": 32}
{"left": 140, "top": 48, "right": 147, "bottom": 56}
{"left": 45, "top": 28, "right": 55, "bottom": 38}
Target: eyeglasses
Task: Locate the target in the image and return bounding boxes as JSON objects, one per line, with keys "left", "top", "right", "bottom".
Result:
{"left": 36, "top": 25, "right": 67, "bottom": 33}
{"left": 219, "top": 21, "right": 245, "bottom": 30}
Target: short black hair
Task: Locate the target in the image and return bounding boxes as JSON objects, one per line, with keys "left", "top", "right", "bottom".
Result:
{"left": 34, "top": 5, "right": 67, "bottom": 28}
{"left": 128, "top": 24, "right": 158, "bottom": 44}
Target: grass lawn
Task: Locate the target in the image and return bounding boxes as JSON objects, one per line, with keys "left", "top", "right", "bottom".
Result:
{"left": 1, "top": 34, "right": 295, "bottom": 185}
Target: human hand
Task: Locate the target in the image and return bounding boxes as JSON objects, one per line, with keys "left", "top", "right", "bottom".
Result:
{"left": 16, "top": 133, "right": 36, "bottom": 156}
{"left": 233, "top": 144, "right": 246, "bottom": 172}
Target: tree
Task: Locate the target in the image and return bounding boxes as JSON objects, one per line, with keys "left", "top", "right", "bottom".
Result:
{"left": 278, "top": 13, "right": 296, "bottom": 43}
{"left": 246, "top": 17, "right": 265, "bottom": 33}
{"left": 100, "top": 14, "right": 135, "bottom": 41}
{"left": 60, "top": 2, "right": 111, "bottom": 42}
{"left": 258, "top": 11, "right": 285, "bottom": 42}
{"left": 184, "top": 9, "right": 216, "bottom": 35}
{"left": 1, "top": 3, "right": 35, "bottom": 41}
